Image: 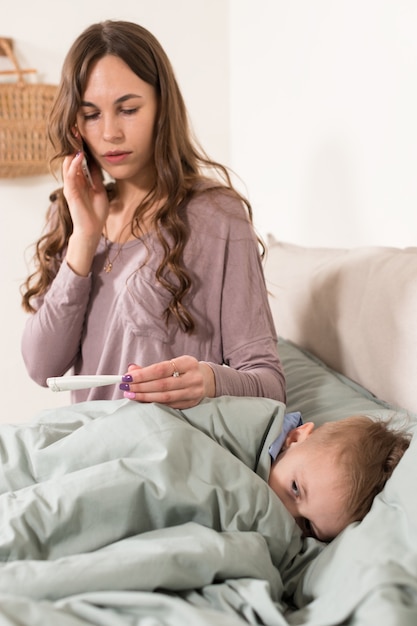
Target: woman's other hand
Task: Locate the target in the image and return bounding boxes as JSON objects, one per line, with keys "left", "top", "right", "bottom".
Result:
{"left": 119, "top": 356, "right": 216, "bottom": 409}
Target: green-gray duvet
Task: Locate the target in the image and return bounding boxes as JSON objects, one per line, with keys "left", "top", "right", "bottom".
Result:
{"left": 0, "top": 380, "right": 416, "bottom": 625}
{"left": 0, "top": 396, "right": 320, "bottom": 625}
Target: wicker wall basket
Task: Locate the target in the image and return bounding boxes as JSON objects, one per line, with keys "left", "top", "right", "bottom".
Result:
{"left": 0, "top": 38, "right": 57, "bottom": 178}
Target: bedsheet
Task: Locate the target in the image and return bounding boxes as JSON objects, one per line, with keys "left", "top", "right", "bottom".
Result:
{"left": 0, "top": 395, "right": 320, "bottom": 625}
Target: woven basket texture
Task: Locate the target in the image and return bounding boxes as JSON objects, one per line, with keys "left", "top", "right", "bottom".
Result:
{"left": 0, "top": 82, "right": 57, "bottom": 178}
{"left": 0, "top": 37, "right": 57, "bottom": 178}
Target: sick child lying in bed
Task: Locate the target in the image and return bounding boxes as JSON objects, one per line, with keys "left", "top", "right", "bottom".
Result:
{"left": 268, "top": 412, "right": 410, "bottom": 542}
{"left": 0, "top": 396, "right": 410, "bottom": 572}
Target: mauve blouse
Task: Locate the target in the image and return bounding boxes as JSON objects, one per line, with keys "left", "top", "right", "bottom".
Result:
{"left": 22, "top": 189, "right": 286, "bottom": 404}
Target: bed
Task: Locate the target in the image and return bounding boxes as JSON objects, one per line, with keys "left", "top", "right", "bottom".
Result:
{"left": 264, "top": 236, "right": 417, "bottom": 625}
{"left": 1, "top": 236, "right": 416, "bottom": 625}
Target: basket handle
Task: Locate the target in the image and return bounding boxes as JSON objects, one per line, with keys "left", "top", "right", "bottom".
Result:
{"left": 0, "top": 37, "right": 37, "bottom": 85}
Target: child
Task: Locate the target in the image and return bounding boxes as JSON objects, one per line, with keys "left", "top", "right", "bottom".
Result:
{"left": 268, "top": 413, "right": 411, "bottom": 542}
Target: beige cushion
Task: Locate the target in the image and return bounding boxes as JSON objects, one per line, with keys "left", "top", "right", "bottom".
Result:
{"left": 265, "top": 236, "right": 417, "bottom": 414}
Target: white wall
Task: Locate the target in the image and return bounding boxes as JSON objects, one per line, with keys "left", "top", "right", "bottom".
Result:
{"left": 0, "top": 0, "right": 229, "bottom": 422}
{"left": 2, "top": 1, "right": 417, "bottom": 422}
{"left": 230, "top": 0, "right": 417, "bottom": 248}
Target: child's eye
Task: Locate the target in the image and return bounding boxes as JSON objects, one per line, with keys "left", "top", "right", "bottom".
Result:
{"left": 304, "top": 518, "right": 312, "bottom": 532}
{"left": 302, "top": 518, "right": 314, "bottom": 537}
{"left": 291, "top": 480, "right": 300, "bottom": 497}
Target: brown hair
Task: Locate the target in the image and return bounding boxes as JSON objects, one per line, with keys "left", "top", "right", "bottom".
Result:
{"left": 314, "top": 415, "right": 411, "bottom": 526}
{"left": 21, "top": 20, "right": 260, "bottom": 331}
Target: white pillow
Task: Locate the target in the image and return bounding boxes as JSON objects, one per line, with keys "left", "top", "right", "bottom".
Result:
{"left": 265, "top": 236, "right": 417, "bottom": 415}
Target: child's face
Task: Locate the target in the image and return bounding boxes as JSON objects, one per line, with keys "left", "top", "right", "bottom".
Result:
{"left": 268, "top": 424, "right": 350, "bottom": 542}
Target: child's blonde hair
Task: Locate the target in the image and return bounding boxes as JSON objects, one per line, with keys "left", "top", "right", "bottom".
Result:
{"left": 312, "top": 415, "right": 411, "bottom": 524}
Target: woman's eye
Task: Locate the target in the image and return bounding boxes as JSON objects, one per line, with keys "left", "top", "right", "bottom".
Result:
{"left": 291, "top": 480, "right": 300, "bottom": 496}
{"left": 121, "top": 108, "right": 138, "bottom": 115}
{"left": 83, "top": 112, "right": 100, "bottom": 121}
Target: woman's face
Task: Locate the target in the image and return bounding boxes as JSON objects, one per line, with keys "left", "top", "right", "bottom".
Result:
{"left": 76, "top": 54, "right": 158, "bottom": 186}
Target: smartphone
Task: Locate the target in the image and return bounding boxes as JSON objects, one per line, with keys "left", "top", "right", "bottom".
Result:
{"left": 81, "top": 148, "right": 94, "bottom": 187}
{"left": 80, "top": 140, "right": 94, "bottom": 187}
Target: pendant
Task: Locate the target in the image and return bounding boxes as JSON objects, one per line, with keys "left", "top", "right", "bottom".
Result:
{"left": 104, "top": 261, "right": 113, "bottom": 273}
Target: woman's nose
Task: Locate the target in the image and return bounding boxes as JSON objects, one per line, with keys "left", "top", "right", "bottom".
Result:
{"left": 103, "top": 116, "right": 123, "bottom": 142}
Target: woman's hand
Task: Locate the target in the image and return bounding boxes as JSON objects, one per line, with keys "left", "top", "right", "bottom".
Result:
{"left": 62, "top": 151, "right": 109, "bottom": 276}
{"left": 119, "top": 356, "right": 216, "bottom": 409}
{"left": 63, "top": 151, "right": 108, "bottom": 237}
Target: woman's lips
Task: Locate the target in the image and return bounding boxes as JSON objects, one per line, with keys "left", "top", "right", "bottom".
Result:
{"left": 103, "top": 151, "right": 130, "bottom": 164}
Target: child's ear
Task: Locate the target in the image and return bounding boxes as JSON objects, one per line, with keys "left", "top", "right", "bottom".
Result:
{"left": 284, "top": 422, "right": 315, "bottom": 449}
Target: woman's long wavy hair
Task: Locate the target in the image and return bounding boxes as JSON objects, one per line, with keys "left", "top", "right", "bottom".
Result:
{"left": 21, "top": 20, "right": 261, "bottom": 332}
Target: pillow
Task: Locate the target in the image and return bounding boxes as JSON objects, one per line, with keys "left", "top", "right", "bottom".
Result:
{"left": 265, "top": 236, "right": 417, "bottom": 415}
{"left": 279, "top": 338, "right": 411, "bottom": 428}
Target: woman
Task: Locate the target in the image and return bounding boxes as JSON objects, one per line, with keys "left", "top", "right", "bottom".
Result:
{"left": 21, "top": 20, "right": 285, "bottom": 409}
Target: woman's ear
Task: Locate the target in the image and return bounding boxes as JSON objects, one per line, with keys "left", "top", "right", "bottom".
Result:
{"left": 283, "top": 421, "right": 315, "bottom": 449}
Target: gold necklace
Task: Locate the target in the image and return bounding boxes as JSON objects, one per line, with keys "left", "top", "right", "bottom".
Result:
{"left": 103, "top": 237, "right": 124, "bottom": 273}
{"left": 103, "top": 224, "right": 129, "bottom": 273}
{"left": 102, "top": 196, "right": 149, "bottom": 272}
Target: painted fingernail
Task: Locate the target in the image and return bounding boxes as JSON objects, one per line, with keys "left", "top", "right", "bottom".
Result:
{"left": 122, "top": 374, "right": 133, "bottom": 383}
{"left": 124, "top": 391, "right": 136, "bottom": 400}
{"left": 119, "top": 383, "right": 130, "bottom": 391}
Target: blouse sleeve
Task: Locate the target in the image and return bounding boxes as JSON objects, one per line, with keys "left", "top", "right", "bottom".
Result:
{"left": 21, "top": 261, "right": 92, "bottom": 385}
{"left": 198, "top": 198, "right": 286, "bottom": 403}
